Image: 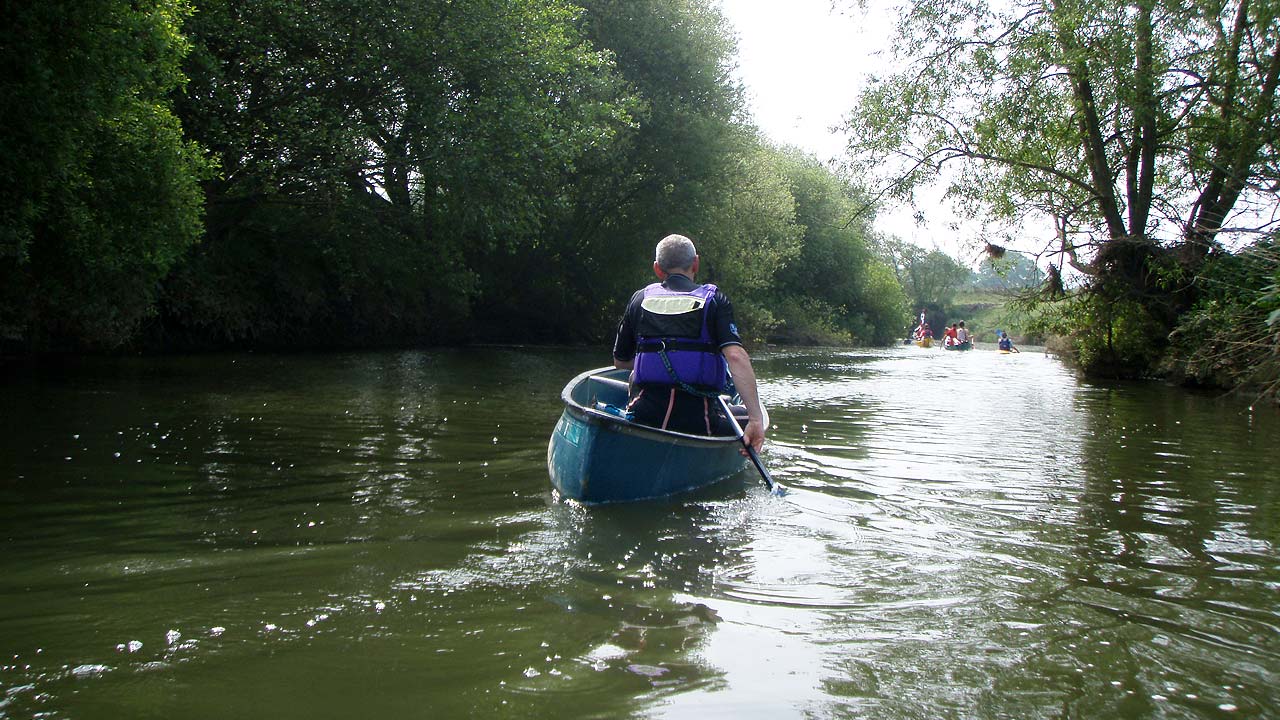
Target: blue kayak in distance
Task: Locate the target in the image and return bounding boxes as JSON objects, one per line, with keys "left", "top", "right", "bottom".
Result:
{"left": 547, "top": 367, "right": 750, "bottom": 503}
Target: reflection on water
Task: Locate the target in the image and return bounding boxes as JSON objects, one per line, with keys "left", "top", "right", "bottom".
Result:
{"left": 1, "top": 346, "right": 1276, "bottom": 718}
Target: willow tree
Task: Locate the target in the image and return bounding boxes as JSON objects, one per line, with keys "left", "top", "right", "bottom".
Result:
{"left": 847, "top": 0, "right": 1280, "bottom": 373}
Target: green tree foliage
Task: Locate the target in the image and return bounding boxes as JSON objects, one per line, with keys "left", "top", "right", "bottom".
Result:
{"left": 469, "top": 1, "right": 907, "bottom": 348}
{"left": 2, "top": 0, "right": 906, "bottom": 352}
{"left": 695, "top": 142, "right": 805, "bottom": 339}
{"left": 769, "top": 148, "right": 907, "bottom": 344}
{"left": 1162, "top": 239, "right": 1280, "bottom": 399}
{"left": 846, "top": 0, "right": 1280, "bottom": 376}
{"left": 881, "top": 238, "right": 971, "bottom": 309}
{"left": 971, "top": 253, "right": 1046, "bottom": 292}
{"left": 468, "top": 0, "right": 753, "bottom": 342}
{"left": 0, "top": 0, "right": 207, "bottom": 349}
{"left": 164, "top": 0, "right": 628, "bottom": 347}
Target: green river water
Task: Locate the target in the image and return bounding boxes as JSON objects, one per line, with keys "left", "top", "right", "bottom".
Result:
{"left": 1, "top": 346, "right": 1277, "bottom": 719}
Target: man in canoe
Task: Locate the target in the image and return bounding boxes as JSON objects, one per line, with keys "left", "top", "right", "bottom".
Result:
{"left": 612, "top": 234, "right": 768, "bottom": 454}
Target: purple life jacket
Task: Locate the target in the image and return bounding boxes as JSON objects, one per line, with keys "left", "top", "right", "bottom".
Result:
{"left": 631, "top": 282, "right": 728, "bottom": 391}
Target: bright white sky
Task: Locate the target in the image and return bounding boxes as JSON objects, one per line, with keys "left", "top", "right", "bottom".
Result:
{"left": 718, "top": 0, "right": 983, "bottom": 263}
{"left": 719, "top": 0, "right": 884, "bottom": 163}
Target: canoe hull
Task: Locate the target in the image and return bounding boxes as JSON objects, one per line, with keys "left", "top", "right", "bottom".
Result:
{"left": 943, "top": 340, "right": 973, "bottom": 351}
{"left": 547, "top": 368, "right": 749, "bottom": 503}
{"left": 915, "top": 338, "right": 933, "bottom": 348}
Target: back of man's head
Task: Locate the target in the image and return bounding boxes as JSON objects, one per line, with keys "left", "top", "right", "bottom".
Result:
{"left": 655, "top": 234, "right": 697, "bottom": 272}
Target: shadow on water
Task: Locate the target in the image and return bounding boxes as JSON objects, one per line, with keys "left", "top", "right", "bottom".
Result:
{"left": 1, "top": 346, "right": 1277, "bottom": 718}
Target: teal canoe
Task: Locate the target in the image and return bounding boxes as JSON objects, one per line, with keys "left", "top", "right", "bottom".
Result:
{"left": 943, "top": 340, "right": 973, "bottom": 351}
{"left": 546, "top": 367, "right": 749, "bottom": 503}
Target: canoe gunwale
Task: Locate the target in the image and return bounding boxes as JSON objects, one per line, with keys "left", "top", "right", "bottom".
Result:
{"left": 560, "top": 366, "right": 741, "bottom": 448}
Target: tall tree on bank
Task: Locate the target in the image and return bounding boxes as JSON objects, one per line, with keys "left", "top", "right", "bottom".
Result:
{"left": 846, "top": 0, "right": 1280, "bottom": 374}
{"left": 468, "top": 0, "right": 754, "bottom": 342}
{"left": 881, "top": 238, "right": 972, "bottom": 309}
{"left": 165, "top": 0, "right": 627, "bottom": 347}
{"left": 0, "top": 0, "right": 206, "bottom": 349}
{"left": 770, "top": 148, "right": 907, "bottom": 344}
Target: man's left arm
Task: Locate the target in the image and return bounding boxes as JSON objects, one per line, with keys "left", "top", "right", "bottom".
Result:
{"left": 722, "top": 345, "right": 767, "bottom": 452}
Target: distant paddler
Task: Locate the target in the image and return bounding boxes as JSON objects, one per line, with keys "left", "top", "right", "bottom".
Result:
{"left": 998, "top": 331, "right": 1020, "bottom": 353}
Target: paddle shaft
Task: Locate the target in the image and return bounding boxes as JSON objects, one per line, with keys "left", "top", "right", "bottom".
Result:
{"left": 718, "top": 396, "right": 774, "bottom": 490}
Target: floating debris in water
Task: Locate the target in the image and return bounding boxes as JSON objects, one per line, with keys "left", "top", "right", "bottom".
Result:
{"left": 523, "top": 667, "right": 541, "bottom": 678}
{"left": 210, "top": 627, "right": 226, "bottom": 637}
{"left": 627, "top": 664, "right": 669, "bottom": 678}
{"left": 115, "top": 640, "right": 143, "bottom": 653}
{"left": 72, "top": 664, "right": 110, "bottom": 677}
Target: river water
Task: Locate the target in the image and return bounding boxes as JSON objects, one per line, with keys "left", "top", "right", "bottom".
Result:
{"left": 1, "top": 346, "right": 1276, "bottom": 719}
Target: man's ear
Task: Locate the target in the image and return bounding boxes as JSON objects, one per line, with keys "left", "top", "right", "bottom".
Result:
{"left": 691, "top": 256, "right": 700, "bottom": 275}
{"left": 653, "top": 261, "right": 667, "bottom": 279}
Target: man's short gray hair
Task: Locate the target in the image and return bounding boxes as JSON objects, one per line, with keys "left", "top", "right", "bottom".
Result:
{"left": 655, "top": 234, "right": 697, "bottom": 272}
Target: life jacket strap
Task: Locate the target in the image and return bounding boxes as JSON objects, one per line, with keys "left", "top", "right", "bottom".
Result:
{"left": 652, "top": 347, "right": 723, "bottom": 398}
{"left": 636, "top": 338, "right": 718, "bottom": 353}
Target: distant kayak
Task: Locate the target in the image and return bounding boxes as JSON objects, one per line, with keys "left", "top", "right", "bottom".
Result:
{"left": 915, "top": 337, "right": 933, "bottom": 348}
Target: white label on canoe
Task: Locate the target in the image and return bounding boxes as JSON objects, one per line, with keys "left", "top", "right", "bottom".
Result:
{"left": 558, "top": 416, "right": 583, "bottom": 447}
